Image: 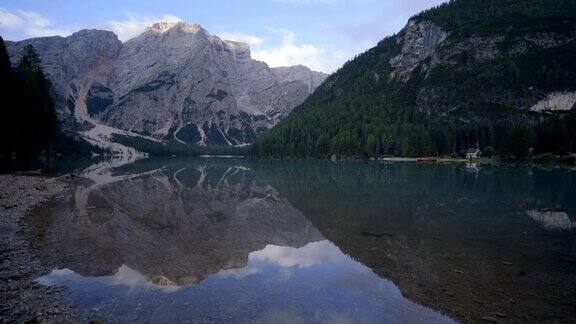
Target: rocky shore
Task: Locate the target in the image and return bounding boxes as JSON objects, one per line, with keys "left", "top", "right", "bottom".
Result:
{"left": 0, "top": 174, "right": 79, "bottom": 322}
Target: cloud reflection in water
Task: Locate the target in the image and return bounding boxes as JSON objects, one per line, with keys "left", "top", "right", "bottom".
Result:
{"left": 38, "top": 240, "right": 455, "bottom": 323}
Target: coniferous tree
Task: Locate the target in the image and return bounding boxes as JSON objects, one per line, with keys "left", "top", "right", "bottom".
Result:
{"left": 0, "top": 37, "right": 10, "bottom": 79}
{"left": 17, "top": 45, "right": 58, "bottom": 155}
{"left": 0, "top": 36, "right": 16, "bottom": 155}
{"left": 0, "top": 42, "right": 58, "bottom": 157}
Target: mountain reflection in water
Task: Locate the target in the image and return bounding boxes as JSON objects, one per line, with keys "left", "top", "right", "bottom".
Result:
{"left": 28, "top": 158, "right": 576, "bottom": 323}
{"left": 39, "top": 240, "right": 453, "bottom": 323}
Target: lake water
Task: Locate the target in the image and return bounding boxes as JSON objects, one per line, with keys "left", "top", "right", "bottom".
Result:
{"left": 27, "top": 158, "right": 576, "bottom": 323}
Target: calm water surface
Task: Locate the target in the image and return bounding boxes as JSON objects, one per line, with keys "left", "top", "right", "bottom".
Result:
{"left": 27, "top": 158, "right": 576, "bottom": 323}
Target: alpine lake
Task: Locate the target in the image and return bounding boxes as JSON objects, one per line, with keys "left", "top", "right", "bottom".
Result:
{"left": 24, "top": 157, "right": 576, "bottom": 323}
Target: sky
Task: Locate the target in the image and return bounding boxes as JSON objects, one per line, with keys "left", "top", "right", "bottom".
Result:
{"left": 0, "top": 0, "right": 447, "bottom": 73}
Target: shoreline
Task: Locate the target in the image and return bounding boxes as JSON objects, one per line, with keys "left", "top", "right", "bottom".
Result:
{"left": 0, "top": 174, "right": 81, "bottom": 322}
{"left": 376, "top": 156, "right": 576, "bottom": 167}
{"left": 378, "top": 157, "right": 469, "bottom": 163}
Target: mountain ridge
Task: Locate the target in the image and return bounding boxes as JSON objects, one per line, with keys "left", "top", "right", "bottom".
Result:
{"left": 5, "top": 22, "right": 327, "bottom": 150}
{"left": 252, "top": 0, "right": 576, "bottom": 158}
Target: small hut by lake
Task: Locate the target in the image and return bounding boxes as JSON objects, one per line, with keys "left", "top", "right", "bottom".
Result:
{"left": 466, "top": 148, "right": 482, "bottom": 159}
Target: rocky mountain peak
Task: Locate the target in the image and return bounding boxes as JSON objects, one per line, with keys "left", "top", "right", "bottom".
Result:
{"left": 222, "top": 40, "right": 251, "bottom": 60}
{"left": 5, "top": 23, "right": 328, "bottom": 148}
{"left": 146, "top": 21, "right": 202, "bottom": 34}
{"left": 70, "top": 29, "right": 119, "bottom": 40}
{"left": 128, "top": 21, "right": 253, "bottom": 63}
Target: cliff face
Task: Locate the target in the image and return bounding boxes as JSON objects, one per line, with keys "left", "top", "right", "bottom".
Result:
{"left": 396, "top": 18, "right": 576, "bottom": 118}
{"left": 6, "top": 22, "right": 327, "bottom": 147}
{"left": 346, "top": 13, "right": 576, "bottom": 119}
{"left": 389, "top": 20, "right": 449, "bottom": 80}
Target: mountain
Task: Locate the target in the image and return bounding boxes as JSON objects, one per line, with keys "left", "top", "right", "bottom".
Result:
{"left": 5, "top": 22, "right": 327, "bottom": 150}
{"left": 252, "top": 0, "right": 576, "bottom": 158}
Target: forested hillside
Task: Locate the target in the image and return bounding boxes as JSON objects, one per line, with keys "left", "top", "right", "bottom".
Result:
{"left": 252, "top": 0, "right": 576, "bottom": 158}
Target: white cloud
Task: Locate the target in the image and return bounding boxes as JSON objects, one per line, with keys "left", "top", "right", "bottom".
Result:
{"left": 217, "top": 27, "right": 347, "bottom": 73}
{"left": 0, "top": 7, "right": 71, "bottom": 39}
{"left": 251, "top": 241, "right": 348, "bottom": 268}
{"left": 39, "top": 265, "right": 181, "bottom": 292}
{"left": 106, "top": 13, "right": 182, "bottom": 42}
{"left": 217, "top": 31, "right": 264, "bottom": 48}
{"left": 251, "top": 28, "right": 347, "bottom": 73}
{"left": 0, "top": 8, "right": 22, "bottom": 28}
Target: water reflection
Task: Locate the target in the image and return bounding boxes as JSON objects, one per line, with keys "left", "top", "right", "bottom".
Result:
{"left": 37, "top": 240, "right": 454, "bottom": 323}
{"left": 527, "top": 209, "right": 576, "bottom": 230}
{"left": 250, "top": 161, "right": 576, "bottom": 322}
{"left": 32, "top": 159, "right": 321, "bottom": 286}
{"left": 28, "top": 159, "right": 576, "bottom": 322}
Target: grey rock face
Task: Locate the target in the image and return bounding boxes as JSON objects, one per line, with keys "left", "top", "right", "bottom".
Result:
{"left": 6, "top": 22, "right": 327, "bottom": 146}
{"left": 390, "top": 20, "right": 449, "bottom": 80}
{"left": 272, "top": 65, "right": 327, "bottom": 93}
{"left": 388, "top": 18, "right": 576, "bottom": 116}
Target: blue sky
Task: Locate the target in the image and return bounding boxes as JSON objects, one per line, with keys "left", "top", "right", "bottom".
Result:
{"left": 0, "top": 0, "right": 446, "bottom": 73}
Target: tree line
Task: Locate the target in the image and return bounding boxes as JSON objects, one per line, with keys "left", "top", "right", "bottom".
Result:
{"left": 251, "top": 103, "right": 576, "bottom": 159}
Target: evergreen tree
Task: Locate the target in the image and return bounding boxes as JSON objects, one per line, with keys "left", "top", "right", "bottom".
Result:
{"left": 0, "top": 36, "right": 16, "bottom": 155}
{"left": 16, "top": 45, "right": 42, "bottom": 76}
{"left": 17, "top": 45, "right": 57, "bottom": 155}
{"left": 0, "top": 37, "right": 10, "bottom": 80}
{"left": 0, "top": 43, "right": 58, "bottom": 157}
